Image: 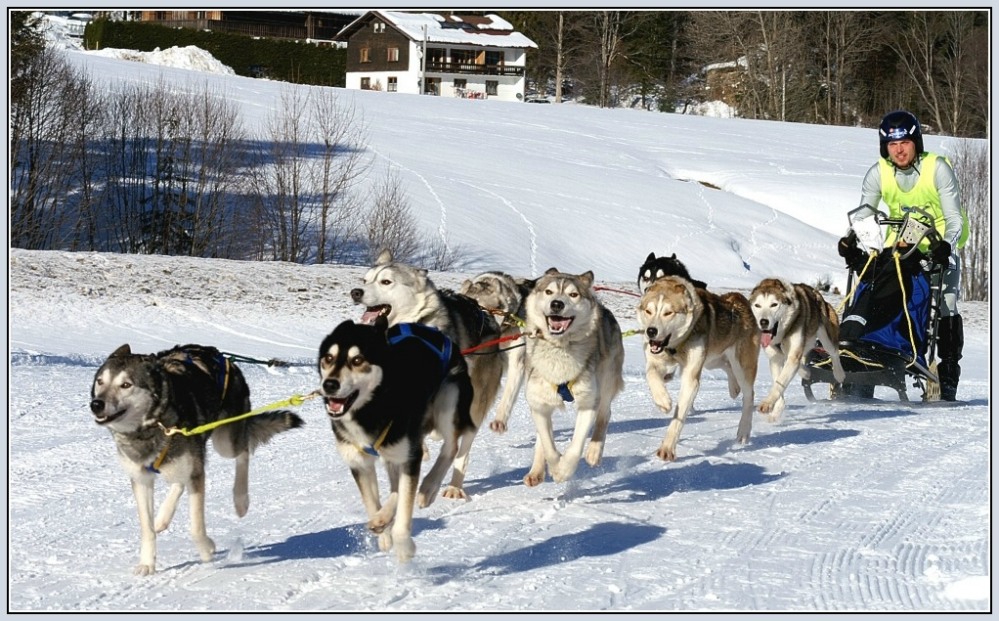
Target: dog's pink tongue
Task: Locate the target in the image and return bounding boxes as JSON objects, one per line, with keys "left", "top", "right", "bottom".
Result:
{"left": 327, "top": 399, "right": 346, "bottom": 415}
{"left": 360, "top": 309, "right": 381, "bottom": 325}
{"left": 760, "top": 332, "right": 773, "bottom": 348}
{"left": 548, "top": 317, "right": 572, "bottom": 333}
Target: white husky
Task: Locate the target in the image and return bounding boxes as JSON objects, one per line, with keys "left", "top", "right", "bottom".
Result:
{"left": 350, "top": 250, "right": 504, "bottom": 500}
{"left": 522, "top": 268, "right": 625, "bottom": 486}
{"left": 749, "top": 278, "right": 846, "bottom": 420}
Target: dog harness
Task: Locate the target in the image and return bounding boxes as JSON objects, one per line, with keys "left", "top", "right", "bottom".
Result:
{"left": 352, "top": 324, "right": 454, "bottom": 458}
{"left": 358, "top": 423, "right": 393, "bottom": 457}
{"left": 177, "top": 349, "right": 232, "bottom": 400}
{"left": 144, "top": 436, "right": 172, "bottom": 474}
{"left": 556, "top": 381, "right": 575, "bottom": 402}
{"left": 386, "top": 323, "right": 454, "bottom": 377}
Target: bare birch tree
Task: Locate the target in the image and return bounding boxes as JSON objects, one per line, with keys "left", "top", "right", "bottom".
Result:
{"left": 308, "top": 89, "right": 368, "bottom": 263}
{"left": 948, "top": 139, "right": 989, "bottom": 302}
{"left": 887, "top": 11, "right": 988, "bottom": 136}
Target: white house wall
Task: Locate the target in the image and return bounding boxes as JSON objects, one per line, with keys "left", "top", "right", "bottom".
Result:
{"left": 345, "top": 41, "right": 528, "bottom": 101}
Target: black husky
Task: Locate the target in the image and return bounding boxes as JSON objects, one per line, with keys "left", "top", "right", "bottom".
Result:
{"left": 637, "top": 252, "right": 708, "bottom": 293}
{"left": 317, "top": 318, "right": 475, "bottom": 563}
{"left": 90, "top": 343, "right": 304, "bottom": 575}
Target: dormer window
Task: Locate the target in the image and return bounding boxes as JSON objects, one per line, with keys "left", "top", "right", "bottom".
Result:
{"left": 373, "top": 21, "right": 385, "bottom": 33}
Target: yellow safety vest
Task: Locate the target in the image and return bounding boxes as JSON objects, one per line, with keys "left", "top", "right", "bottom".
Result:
{"left": 878, "top": 153, "right": 970, "bottom": 252}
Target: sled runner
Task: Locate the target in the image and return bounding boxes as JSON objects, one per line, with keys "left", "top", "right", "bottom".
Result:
{"left": 803, "top": 206, "right": 946, "bottom": 402}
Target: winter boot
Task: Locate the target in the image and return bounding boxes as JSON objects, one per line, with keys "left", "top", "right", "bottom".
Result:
{"left": 936, "top": 315, "right": 964, "bottom": 401}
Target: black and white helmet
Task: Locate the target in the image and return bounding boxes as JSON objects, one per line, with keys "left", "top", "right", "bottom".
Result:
{"left": 879, "top": 110, "right": 923, "bottom": 159}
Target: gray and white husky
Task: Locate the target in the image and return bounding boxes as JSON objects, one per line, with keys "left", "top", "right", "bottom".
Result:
{"left": 89, "top": 343, "right": 303, "bottom": 575}
{"left": 350, "top": 250, "right": 504, "bottom": 500}
{"left": 522, "top": 268, "right": 625, "bottom": 486}
{"left": 460, "top": 271, "right": 536, "bottom": 434}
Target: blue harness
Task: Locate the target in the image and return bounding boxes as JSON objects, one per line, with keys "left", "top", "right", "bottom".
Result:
{"left": 386, "top": 323, "right": 454, "bottom": 377}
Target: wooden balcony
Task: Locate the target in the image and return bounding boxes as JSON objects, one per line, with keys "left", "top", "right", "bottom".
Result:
{"left": 425, "top": 62, "right": 524, "bottom": 77}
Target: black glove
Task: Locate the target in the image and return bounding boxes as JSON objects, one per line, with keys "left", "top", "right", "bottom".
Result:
{"left": 837, "top": 231, "right": 858, "bottom": 258}
{"left": 837, "top": 231, "right": 867, "bottom": 272}
{"left": 930, "top": 239, "right": 952, "bottom": 264}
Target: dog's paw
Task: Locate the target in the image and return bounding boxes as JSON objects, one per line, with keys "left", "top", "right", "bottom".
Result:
{"left": 585, "top": 442, "right": 604, "bottom": 468}
{"left": 378, "top": 532, "right": 393, "bottom": 552}
{"left": 757, "top": 400, "right": 774, "bottom": 414}
{"left": 441, "top": 485, "right": 467, "bottom": 500}
{"left": 234, "top": 493, "right": 249, "bottom": 518}
{"left": 552, "top": 464, "right": 577, "bottom": 483}
{"left": 523, "top": 470, "right": 545, "bottom": 487}
{"left": 735, "top": 431, "right": 751, "bottom": 444}
{"left": 368, "top": 516, "right": 391, "bottom": 534}
{"left": 153, "top": 518, "right": 171, "bottom": 533}
{"left": 766, "top": 399, "right": 785, "bottom": 423}
{"left": 133, "top": 563, "right": 156, "bottom": 576}
{"left": 656, "top": 444, "right": 677, "bottom": 462}
{"left": 394, "top": 537, "right": 415, "bottom": 563}
{"left": 417, "top": 490, "right": 435, "bottom": 509}
{"left": 197, "top": 536, "right": 217, "bottom": 562}
{"left": 489, "top": 419, "right": 508, "bottom": 433}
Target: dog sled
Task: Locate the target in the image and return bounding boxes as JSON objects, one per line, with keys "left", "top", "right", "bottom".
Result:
{"left": 802, "top": 206, "right": 946, "bottom": 402}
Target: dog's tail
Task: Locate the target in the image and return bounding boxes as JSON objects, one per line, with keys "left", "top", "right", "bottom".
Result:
{"left": 246, "top": 409, "right": 305, "bottom": 450}
{"left": 212, "top": 410, "right": 304, "bottom": 458}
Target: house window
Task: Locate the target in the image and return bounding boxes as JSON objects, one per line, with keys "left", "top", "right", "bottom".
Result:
{"left": 486, "top": 80, "right": 498, "bottom": 96}
{"left": 454, "top": 79, "right": 467, "bottom": 90}
{"left": 387, "top": 47, "right": 399, "bottom": 62}
{"left": 485, "top": 50, "right": 503, "bottom": 74}
{"left": 360, "top": 77, "right": 371, "bottom": 90}
{"left": 359, "top": 48, "right": 370, "bottom": 63}
{"left": 373, "top": 21, "right": 384, "bottom": 33}
{"left": 387, "top": 77, "right": 397, "bottom": 92}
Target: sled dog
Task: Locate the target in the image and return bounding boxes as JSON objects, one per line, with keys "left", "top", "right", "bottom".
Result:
{"left": 748, "top": 278, "right": 846, "bottom": 420}
{"left": 350, "top": 250, "right": 503, "bottom": 499}
{"left": 637, "top": 252, "right": 708, "bottom": 293}
{"left": 638, "top": 277, "right": 758, "bottom": 461}
{"left": 89, "top": 343, "right": 304, "bottom": 575}
{"left": 318, "top": 318, "right": 475, "bottom": 562}
{"left": 522, "top": 268, "right": 625, "bottom": 485}
{"left": 460, "top": 271, "right": 536, "bottom": 433}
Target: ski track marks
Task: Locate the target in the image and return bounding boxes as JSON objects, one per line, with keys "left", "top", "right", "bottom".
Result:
{"left": 370, "top": 147, "right": 451, "bottom": 256}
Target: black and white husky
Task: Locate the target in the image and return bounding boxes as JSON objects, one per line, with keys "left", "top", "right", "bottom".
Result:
{"left": 318, "top": 318, "right": 476, "bottom": 563}
{"left": 89, "top": 343, "right": 304, "bottom": 575}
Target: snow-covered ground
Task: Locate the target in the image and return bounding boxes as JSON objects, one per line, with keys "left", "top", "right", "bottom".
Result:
{"left": 7, "top": 17, "right": 992, "bottom": 612}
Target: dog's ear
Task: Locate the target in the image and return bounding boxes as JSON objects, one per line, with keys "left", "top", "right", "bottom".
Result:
{"left": 459, "top": 278, "right": 472, "bottom": 294}
{"left": 578, "top": 271, "right": 594, "bottom": 288}
{"left": 670, "top": 253, "right": 677, "bottom": 260}
{"left": 375, "top": 249, "right": 393, "bottom": 265}
{"left": 544, "top": 267, "right": 559, "bottom": 276}
{"left": 646, "top": 252, "right": 656, "bottom": 262}
{"left": 110, "top": 344, "right": 132, "bottom": 357}
{"left": 516, "top": 277, "right": 538, "bottom": 296}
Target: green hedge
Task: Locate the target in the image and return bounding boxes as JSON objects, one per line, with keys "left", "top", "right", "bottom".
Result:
{"left": 83, "top": 18, "right": 345, "bottom": 87}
